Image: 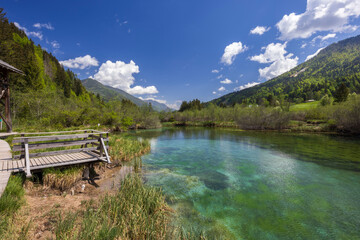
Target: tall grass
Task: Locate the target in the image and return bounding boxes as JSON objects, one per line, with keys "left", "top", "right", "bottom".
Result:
{"left": 0, "top": 174, "right": 25, "bottom": 237}
{"left": 43, "top": 167, "right": 83, "bottom": 191}
{"left": 109, "top": 136, "right": 150, "bottom": 165}
{"left": 54, "top": 174, "right": 171, "bottom": 240}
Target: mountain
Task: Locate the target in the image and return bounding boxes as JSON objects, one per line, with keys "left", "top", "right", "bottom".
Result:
{"left": 211, "top": 35, "right": 360, "bottom": 105}
{"left": 82, "top": 78, "right": 144, "bottom": 105}
{"left": 82, "top": 78, "right": 171, "bottom": 111}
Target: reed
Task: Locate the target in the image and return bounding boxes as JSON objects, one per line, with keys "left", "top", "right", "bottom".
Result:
{"left": 54, "top": 174, "right": 172, "bottom": 240}
{"left": 108, "top": 136, "right": 150, "bottom": 165}
{"left": 43, "top": 167, "right": 83, "bottom": 191}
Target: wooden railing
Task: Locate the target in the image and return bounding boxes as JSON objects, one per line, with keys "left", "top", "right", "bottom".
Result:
{"left": 12, "top": 130, "right": 110, "bottom": 177}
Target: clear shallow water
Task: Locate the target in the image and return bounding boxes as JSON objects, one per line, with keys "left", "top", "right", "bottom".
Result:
{"left": 128, "top": 128, "right": 360, "bottom": 239}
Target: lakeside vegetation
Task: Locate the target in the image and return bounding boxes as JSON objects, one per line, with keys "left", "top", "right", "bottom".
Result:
{"left": 161, "top": 94, "right": 360, "bottom": 134}
{"left": 0, "top": 174, "right": 26, "bottom": 238}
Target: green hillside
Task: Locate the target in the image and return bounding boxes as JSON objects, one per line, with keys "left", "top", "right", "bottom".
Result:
{"left": 82, "top": 78, "right": 171, "bottom": 112}
{"left": 82, "top": 78, "right": 144, "bottom": 105}
{"left": 211, "top": 35, "right": 360, "bottom": 105}
{"left": 0, "top": 8, "right": 160, "bottom": 130}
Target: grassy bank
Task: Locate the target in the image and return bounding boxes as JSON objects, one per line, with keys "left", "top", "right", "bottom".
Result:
{"left": 161, "top": 96, "right": 360, "bottom": 134}
{"left": 0, "top": 174, "right": 26, "bottom": 238}
{"left": 109, "top": 135, "right": 151, "bottom": 165}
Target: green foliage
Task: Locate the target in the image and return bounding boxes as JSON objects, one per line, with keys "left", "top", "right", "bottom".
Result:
{"left": 235, "top": 107, "right": 291, "bottom": 130}
{"left": 320, "top": 95, "right": 333, "bottom": 106}
{"left": 334, "top": 83, "right": 350, "bottom": 102}
{"left": 332, "top": 96, "right": 360, "bottom": 133}
{"left": 179, "top": 99, "right": 204, "bottom": 112}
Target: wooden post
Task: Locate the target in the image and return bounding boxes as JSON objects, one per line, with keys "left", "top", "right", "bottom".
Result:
{"left": 5, "top": 87, "right": 11, "bottom": 133}
{"left": 100, "top": 137, "right": 111, "bottom": 164}
{"left": 24, "top": 139, "right": 31, "bottom": 177}
{"left": 99, "top": 134, "right": 103, "bottom": 157}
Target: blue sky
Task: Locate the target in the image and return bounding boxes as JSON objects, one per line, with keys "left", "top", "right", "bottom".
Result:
{"left": 3, "top": 0, "right": 360, "bottom": 108}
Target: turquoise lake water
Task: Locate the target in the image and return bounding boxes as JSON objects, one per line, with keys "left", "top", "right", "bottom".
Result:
{"left": 129, "top": 128, "right": 360, "bottom": 239}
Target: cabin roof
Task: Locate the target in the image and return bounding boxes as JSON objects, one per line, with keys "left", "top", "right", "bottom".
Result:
{"left": 0, "top": 59, "right": 24, "bottom": 75}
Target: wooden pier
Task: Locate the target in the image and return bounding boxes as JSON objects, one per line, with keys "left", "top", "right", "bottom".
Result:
{"left": 0, "top": 130, "right": 111, "bottom": 196}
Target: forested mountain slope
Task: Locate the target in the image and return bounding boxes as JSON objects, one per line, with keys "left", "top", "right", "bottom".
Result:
{"left": 211, "top": 35, "right": 360, "bottom": 105}
{"left": 0, "top": 8, "right": 160, "bottom": 129}
{"left": 82, "top": 78, "right": 171, "bottom": 112}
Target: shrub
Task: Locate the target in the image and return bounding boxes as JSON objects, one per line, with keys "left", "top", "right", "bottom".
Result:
{"left": 235, "top": 107, "right": 290, "bottom": 130}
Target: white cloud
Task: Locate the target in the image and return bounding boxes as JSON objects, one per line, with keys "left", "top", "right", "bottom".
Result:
{"left": 221, "top": 41, "right": 247, "bottom": 65}
{"left": 93, "top": 60, "right": 158, "bottom": 95}
{"left": 220, "top": 78, "right": 233, "bottom": 84}
{"left": 305, "top": 47, "right": 325, "bottom": 61}
{"left": 276, "top": 0, "right": 360, "bottom": 41}
{"left": 127, "top": 86, "right": 158, "bottom": 95}
{"left": 234, "top": 82, "right": 260, "bottom": 91}
{"left": 60, "top": 55, "right": 99, "bottom": 69}
{"left": 251, "top": 42, "right": 298, "bottom": 80}
{"left": 321, "top": 33, "right": 336, "bottom": 41}
{"left": 138, "top": 97, "right": 179, "bottom": 109}
{"left": 217, "top": 74, "right": 223, "bottom": 79}
{"left": 139, "top": 97, "right": 166, "bottom": 104}
{"left": 33, "top": 23, "right": 54, "bottom": 30}
{"left": 211, "top": 69, "right": 219, "bottom": 73}
{"left": 218, "top": 86, "right": 226, "bottom": 91}
{"left": 14, "top": 22, "right": 43, "bottom": 40}
{"left": 250, "top": 26, "right": 271, "bottom": 35}
{"left": 212, "top": 91, "right": 217, "bottom": 94}
{"left": 301, "top": 43, "right": 307, "bottom": 48}
{"left": 312, "top": 33, "right": 336, "bottom": 43}
{"left": 51, "top": 40, "right": 60, "bottom": 48}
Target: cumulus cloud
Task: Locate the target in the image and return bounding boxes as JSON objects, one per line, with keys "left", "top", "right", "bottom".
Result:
{"left": 221, "top": 41, "right": 247, "bottom": 65}
{"left": 306, "top": 47, "right": 325, "bottom": 61}
{"left": 51, "top": 40, "right": 60, "bottom": 48}
{"left": 14, "top": 22, "right": 43, "bottom": 40}
{"left": 250, "top": 42, "right": 298, "bottom": 80}
{"left": 218, "top": 86, "right": 226, "bottom": 91}
{"left": 93, "top": 60, "right": 158, "bottom": 95}
{"left": 33, "top": 23, "right": 54, "bottom": 30}
{"left": 250, "top": 26, "right": 271, "bottom": 35}
{"left": 220, "top": 78, "right": 233, "bottom": 84}
{"left": 127, "top": 86, "right": 158, "bottom": 95}
{"left": 60, "top": 55, "right": 99, "bottom": 69}
{"left": 276, "top": 0, "right": 360, "bottom": 40}
{"left": 234, "top": 82, "right": 260, "bottom": 91}
{"left": 212, "top": 91, "right": 217, "bottom": 94}
{"left": 211, "top": 69, "right": 219, "bottom": 73}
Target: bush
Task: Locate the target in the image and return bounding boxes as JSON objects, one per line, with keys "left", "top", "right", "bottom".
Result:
{"left": 332, "top": 97, "right": 360, "bottom": 133}
{"left": 235, "top": 107, "right": 290, "bottom": 130}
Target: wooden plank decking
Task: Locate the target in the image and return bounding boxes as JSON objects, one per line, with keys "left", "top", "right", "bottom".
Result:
{"left": 0, "top": 139, "right": 12, "bottom": 196}
{"left": 0, "top": 151, "right": 106, "bottom": 173}
{"left": 0, "top": 131, "right": 110, "bottom": 197}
